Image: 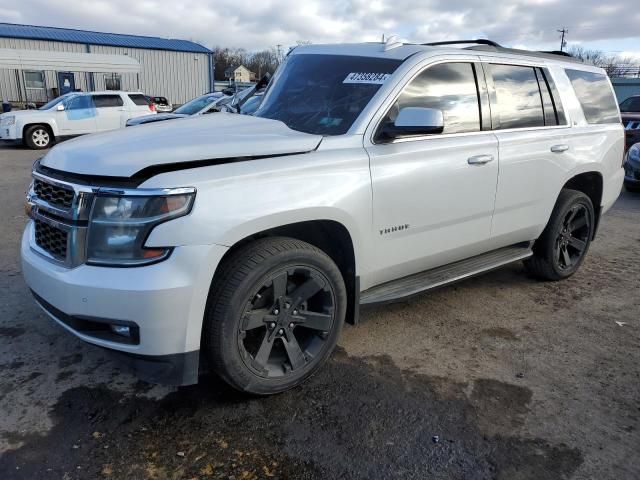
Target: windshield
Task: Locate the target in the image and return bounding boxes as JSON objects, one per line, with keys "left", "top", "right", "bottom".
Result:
{"left": 174, "top": 94, "right": 224, "bottom": 115}
{"left": 255, "top": 54, "right": 402, "bottom": 135}
{"left": 39, "top": 93, "right": 74, "bottom": 110}
{"left": 620, "top": 96, "right": 640, "bottom": 112}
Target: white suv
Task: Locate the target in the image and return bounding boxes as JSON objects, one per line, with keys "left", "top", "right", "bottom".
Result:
{"left": 0, "top": 91, "right": 155, "bottom": 149}
{"left": 21, "top": 40, "right": 624, "bottom": 394}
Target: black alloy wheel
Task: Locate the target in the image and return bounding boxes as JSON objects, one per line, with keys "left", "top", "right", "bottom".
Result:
{"left": 525, "top": 189, "right": 595, "bottom": 281}
{"left": 238, "top": 266, "right": 336, "bottom": 378}
{"left": 554, "top": 203, "right": 591, "bottom": 271}
{"left": 204, "top": 237, "right": 346, "bottom": 395}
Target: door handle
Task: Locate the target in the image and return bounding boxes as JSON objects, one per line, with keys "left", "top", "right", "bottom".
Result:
{"left": 551, "top": 144, "right": 569, "bottom": 153}
{"left": 467, "top": 154, "right": 494, "bottom": 165}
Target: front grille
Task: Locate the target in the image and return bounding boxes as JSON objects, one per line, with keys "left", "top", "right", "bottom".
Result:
{"left": 33, "top": 179, "right": 74, "bottom": 209}
{"left": 34, "top": 219, "right": 68, "bottom": 259}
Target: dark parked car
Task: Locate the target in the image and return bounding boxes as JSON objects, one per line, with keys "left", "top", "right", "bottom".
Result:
{"left": 624, "top": 142, "right": 640, "bottom": 192}
{"left": 620, "top": 95, "right": 640, "bottom": 151}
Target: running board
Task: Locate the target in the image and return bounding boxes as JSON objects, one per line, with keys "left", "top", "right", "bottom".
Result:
{"left": 360, "top": 243, "right": 533, "bottom": 305}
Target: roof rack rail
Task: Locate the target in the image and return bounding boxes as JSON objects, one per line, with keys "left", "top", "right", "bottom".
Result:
{"left": 421, "top": 39, "right": 584, "bottom": 64}
{"left": 424, "top": 39, "right": 502, "bottom": 47}
{"left": 540, "top": 50, "right": 573, "bottom": 57}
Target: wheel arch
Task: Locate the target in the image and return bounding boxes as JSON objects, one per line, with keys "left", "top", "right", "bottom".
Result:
{"left": 21, "top": 122, "right": 57, "bottom": 142}
{"left": 211, "top": 219, "right": 360, "bottom": 325}
{"left": 562, "top": 171, "right": 603, "bottom": 239}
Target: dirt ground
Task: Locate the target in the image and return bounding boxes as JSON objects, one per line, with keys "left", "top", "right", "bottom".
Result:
{"left": 0, "top": 143, "right": 638, "bottom": 480}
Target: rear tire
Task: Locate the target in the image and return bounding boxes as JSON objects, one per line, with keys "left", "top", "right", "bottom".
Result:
{"left": 24, "top": 125, "right": 53, "bottom": 150}
{"left": 525, "top": 189, "right": 594, "bottom": 281}
{"left": 203, "top": 237, "right": 347, "bottom": 395}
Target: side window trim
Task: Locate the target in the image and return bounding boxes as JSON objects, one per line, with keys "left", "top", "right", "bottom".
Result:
{"left": 373, "top": 60, "right": 485, "bottom": 144}
{"left": 540, "top": 68, "right": 567, "bottom": 126}
{"left": 472, "top": 62, "right": 492, "bottom": 131}
{"left": 533, "top": 68, "right": 553, "bottom": 126}
{"left": 479, "top": 62, "right": 498, "bottom": 130}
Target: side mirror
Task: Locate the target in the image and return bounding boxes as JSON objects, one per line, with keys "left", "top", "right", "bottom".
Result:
{"left": 56, "top": 104, "right": 65, "bottom": 111}
{"left": 380, "top": 107, "right": 444, "bottom": 140}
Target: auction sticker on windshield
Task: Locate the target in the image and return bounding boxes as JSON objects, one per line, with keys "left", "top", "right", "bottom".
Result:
{"left": 343, "top": 72, "right": 391, "bottom": 84}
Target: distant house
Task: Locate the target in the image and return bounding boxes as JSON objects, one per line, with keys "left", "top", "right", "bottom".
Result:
{"left": 224, "top": 65, "right": 256, "bottom": 83}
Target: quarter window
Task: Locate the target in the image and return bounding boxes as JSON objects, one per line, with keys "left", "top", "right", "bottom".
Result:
{"left": 93, "top": 95, "right": 124, "bottom": 108}
{"left": 490, "top": 64, "right": 545, "bottom": 129}
{"left": 565, "top": 69, "right": 620, "bottom": 124}
{"left": 382, "top": 62, "right": 481, "bottom": 136}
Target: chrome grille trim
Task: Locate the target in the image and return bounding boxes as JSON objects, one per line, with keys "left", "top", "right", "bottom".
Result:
{"left": 27, "top": 172, "right": 96, "bottom": 268}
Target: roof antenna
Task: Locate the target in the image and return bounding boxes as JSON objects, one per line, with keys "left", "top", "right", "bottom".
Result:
{"left": 382, "top": 34, "right": 403, "bottom": 51}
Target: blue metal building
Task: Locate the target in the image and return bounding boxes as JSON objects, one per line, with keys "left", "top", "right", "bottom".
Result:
{"left": 0, "top": 23, "right": 214, "bottom": 105}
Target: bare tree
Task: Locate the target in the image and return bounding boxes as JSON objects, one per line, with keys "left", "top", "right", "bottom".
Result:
{"left": 567, "top": 46, "right": 639, "bottom": 77}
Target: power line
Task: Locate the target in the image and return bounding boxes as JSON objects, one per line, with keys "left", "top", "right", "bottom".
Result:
{"left": 558, "top": 27, "right": 568, "bottom": 52}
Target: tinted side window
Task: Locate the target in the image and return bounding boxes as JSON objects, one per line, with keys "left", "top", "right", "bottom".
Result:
{"left": 565, "top": 69, "right": 620, "bottom": 124}
{"left": 382, "top": 62, "right": 480, "bottom": 135}
{"left": 490, "top": 64, "right": 545, "bottom": 129}
{"left": 128, "top": 94, "right": 150, "bottom": 106}
{"left": 93, "top": 95, "right": 124, "bottom": 108}
{"left": 65, "top": 95, "right": 94, "bottom": 110}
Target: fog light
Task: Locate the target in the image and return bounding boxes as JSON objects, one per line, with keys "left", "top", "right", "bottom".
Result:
{"left": 110, "top": 325, "right": 131, "bottom": 337}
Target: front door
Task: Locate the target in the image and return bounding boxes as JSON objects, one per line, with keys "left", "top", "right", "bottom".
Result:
{"left": 57, "top": 72, "right": 75, "bottom": 95}
{"left": 59, "top": 95, "right": 97, "bottom": 134}
{"left": 365, "top": 61, "right": 499, "bottom": 286}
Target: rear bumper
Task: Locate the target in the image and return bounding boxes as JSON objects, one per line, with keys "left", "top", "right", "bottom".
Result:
{"left": 601, "top": 167, "right": 624, "bottom": 215}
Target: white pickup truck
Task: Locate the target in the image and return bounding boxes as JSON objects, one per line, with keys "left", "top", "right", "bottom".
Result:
{"left": 0, "top": 91, "right": 155, "bottom": 149}
{"left": 21, "top": 39, "right": 624, "bottom": 395}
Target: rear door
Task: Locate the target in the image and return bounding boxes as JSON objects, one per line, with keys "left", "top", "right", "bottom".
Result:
{"left": 126, "top": 94, "right": 154, "bottom": 120}
{"left": 92, "top": 94, "right": 125, "bottom": 131}
{"left": 365, "top": 60, "right": 500, "bottom": 285}
{"left": 486, "top": 61, "right": 573, "bottom": 245}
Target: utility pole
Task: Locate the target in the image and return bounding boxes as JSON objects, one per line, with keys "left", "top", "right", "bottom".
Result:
{"left": 276, "top": 44, "right": 282, "bottom": 62}
{"left": 557, "top": 28, "right": 568, "bottom": 52}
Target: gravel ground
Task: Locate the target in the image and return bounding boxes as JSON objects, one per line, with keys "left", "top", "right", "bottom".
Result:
{"left": 0, "top": 143, "right": 638, "bottom": 480}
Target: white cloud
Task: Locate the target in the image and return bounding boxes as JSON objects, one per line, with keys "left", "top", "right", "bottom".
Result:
{"left": 2, "top": 0, "right": 639, "bottom": 53}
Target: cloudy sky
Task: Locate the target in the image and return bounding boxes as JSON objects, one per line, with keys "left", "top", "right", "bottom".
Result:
{"left": 1, "top": 0, "right": 639, "bottom": 59}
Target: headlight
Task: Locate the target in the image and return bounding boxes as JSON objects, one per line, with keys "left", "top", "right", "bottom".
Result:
{"left": 0, "top": 115, "right": 15, "bottom": 126}
{"left": 628, "top": 144, "right": 640, "bottom": 162}
{"left": 86, "top": 187, "right": 195, "bottom": 266}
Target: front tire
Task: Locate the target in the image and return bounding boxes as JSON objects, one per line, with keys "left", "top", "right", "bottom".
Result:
{"left": 203, "top": 237, "right": 347, "bottom": 395}
{"left": 24, "top": 125, "right": 53, "bottom": 150}
{"left": 525, "top": 189, "right": 595, "bottom": 281}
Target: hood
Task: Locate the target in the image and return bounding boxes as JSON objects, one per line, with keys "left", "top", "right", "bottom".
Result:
{"left": 41, "top": 113, "right": 322, "bottom": 177}
{"left": 2, "top": 109, "right": 49, "bottom": 118}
